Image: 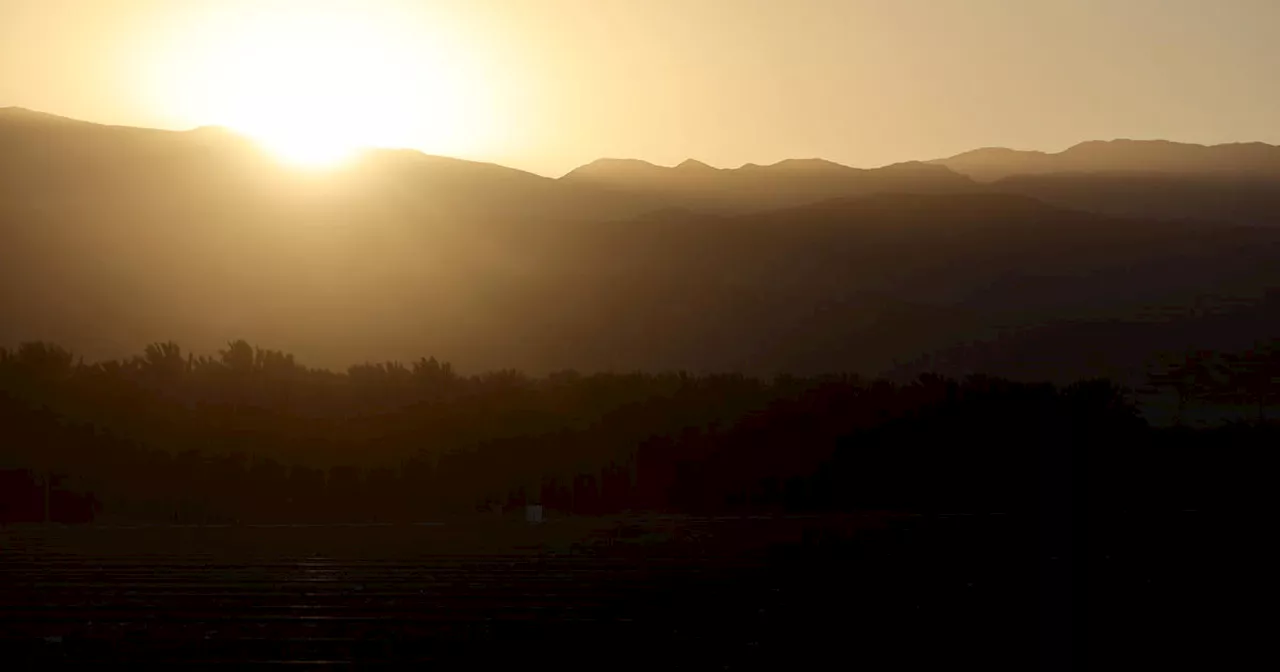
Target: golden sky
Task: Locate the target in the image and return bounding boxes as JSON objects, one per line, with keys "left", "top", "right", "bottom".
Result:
{"left": 2, "top": 0, "right": 1278, "bottom": 175}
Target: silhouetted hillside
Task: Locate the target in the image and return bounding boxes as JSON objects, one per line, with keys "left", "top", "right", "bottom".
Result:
{"left": 506, "top": 192, "right": 1280, "bottom": 376}
{"left": 933, "top": 139, "right": 1280, "bottom": 182}
{"left": 929, "top": 140, "right": 1280, "bottom": 226}
{"left": 4, "top": 110, "right": 1280, "bottom": 382}
{"left": 561, "top": 156, "right": 978, "bottom": 212}
{"left": 569, "top": 139, "right": 1280, "bottom": 225}
{"left": 987, "top": 172, "right": 1280, "bottom": 226}
{"left": 0, "top": 106, "right": 658, "bottom": 226}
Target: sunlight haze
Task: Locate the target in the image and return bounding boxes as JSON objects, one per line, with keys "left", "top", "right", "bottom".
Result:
{"left": 2, "top": 0, "right": 1279, "bottom": 174}
{"left": 0, "top": 3, "right": 1272, "bottom": 664}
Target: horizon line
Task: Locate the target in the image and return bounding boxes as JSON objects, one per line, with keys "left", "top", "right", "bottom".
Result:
{"left": 4, "top": 104, "right": 1279, "bottom": 180}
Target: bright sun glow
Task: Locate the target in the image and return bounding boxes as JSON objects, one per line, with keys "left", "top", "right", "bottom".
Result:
{"left": 151, "top": 1, "right": 496, "bottom": 168}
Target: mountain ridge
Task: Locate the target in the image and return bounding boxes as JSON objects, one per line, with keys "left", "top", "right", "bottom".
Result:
{"left": 8, "top": 106, "right": 1280, "bottom": 185}
{"left": 934, "top": 138, "right": 1280, "bottom": 182}
{"left": 4, "top": 107, "right": 1280, "bottom": 383}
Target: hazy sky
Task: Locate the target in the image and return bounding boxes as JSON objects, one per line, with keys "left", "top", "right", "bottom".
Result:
{"left": 3, "top": 0, "right": 1279, "bottom": 176}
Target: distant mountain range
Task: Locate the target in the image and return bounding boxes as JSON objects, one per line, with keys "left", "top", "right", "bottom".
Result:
{"left": 932, "top": 139, "right": 1280, "bottom": 182}
{"left": 556, "top": 137, "right": 1280, "bottom": 225}
{"left": 3, "top": 107, "right": 1279, "bottom": 383}
{"left": 930, "top": 140, "right": 1280, "bottom": 226}
{"left": 7, "top": 106, "right": 1280, "bottom": 224}
{"left": 560, "top": 157, "right": 976, "bottom": 213}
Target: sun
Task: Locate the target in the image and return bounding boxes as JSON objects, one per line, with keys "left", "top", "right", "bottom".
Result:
{"left": 216, "top": 7, "right": 417, "bottom": 168}
{"left": 242, "top": 112, "right": 366, "bottom": 168}
{"left": 256, "top": 132, "right": 357, "bottom": 168}
{"left": 153, "top": 1, "right": 496, "bottom": 168}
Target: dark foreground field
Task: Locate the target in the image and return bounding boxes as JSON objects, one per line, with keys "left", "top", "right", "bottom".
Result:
{"left": 0, "top": 510, "right": 1219, "bottom": 670}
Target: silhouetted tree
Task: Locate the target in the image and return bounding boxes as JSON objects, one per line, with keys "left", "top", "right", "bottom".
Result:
{"left": 1, "top": 338, "right": 1271, "bottom": 524}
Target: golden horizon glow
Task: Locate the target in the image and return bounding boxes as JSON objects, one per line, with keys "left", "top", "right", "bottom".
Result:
{"left": 144, "top": 1, "right": 499, "bottom": 168}
{"left": 7, "top": 1, "right": 1280, "bottom": 177}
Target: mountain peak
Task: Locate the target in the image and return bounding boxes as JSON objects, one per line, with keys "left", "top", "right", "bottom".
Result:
{"left": 768, "top": 158, "right": 850, "bottom": 171}
{"left": 1063, "top": 138, "right": 1190, "bottom": 153}
{"left": 675, "top": 159, "right": 716, "bottom": 171}
{"left": 942, "top": 146, "right": 1050, "bottom": 161}
{"left": 585, "top": 157, "right": 660, "bottom": 168}
{"left": 560, "top": 157, "right": 665, "bottom": 180}
{"left": 877, "top": 160, "right": 955, "bottom": 173}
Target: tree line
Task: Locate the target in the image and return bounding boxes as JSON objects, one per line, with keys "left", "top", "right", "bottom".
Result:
{"left": 1144, "top": 340, "right": 1280, "bottom": 424}
{"left": 1, "top": 339, "right": 1273, "bottom": 524}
